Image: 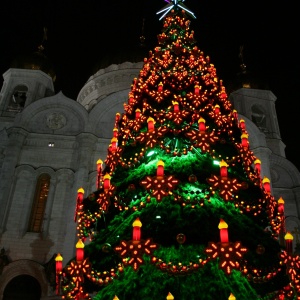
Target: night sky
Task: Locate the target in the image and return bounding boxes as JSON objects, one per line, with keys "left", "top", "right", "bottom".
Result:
{"left": 1, "top": 0, "right": 299, "bottom": 170}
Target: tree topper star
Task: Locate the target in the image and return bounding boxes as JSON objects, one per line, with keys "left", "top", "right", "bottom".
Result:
{"left": 157, "top": 0, "right": 196, "bottom": 20}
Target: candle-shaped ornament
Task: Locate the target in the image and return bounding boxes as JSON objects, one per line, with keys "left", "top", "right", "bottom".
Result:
{"left": 115, "top": 113, "right": 121, "bottom": 123}
{"left": 77, "top": 188, "right": 84, "bottom": 204}
{"left": 284, "top": 231, "right": 294, "bottom": 255}
{"left": 158, "top": 81, "right": 163, "bottom": 92}
{"left": 214, "top": 104, "right": 220, "bottom": 115}
{"left": 278, "top": 197, "right": 285, "bottom": 214}
{"left": 96, "top": 159, "right": 103, "bottom": 189}
{"left": 194, "top": 84, "right": 200, "bottom": 95}
{"left": 218, "top": 219, "right": 229, "bottom": 243}
{"left": 239, "top": 119, "right": 246, "bottom": 130}
{"left": 55, "top": 253, "right": 63, "bottom": 274}
{"left": 219, "top": 160, "right": 228, "bottom": 178}
{"left": 241, "top": 133, "right": 249, "bottom": 148}
{"left": 219, "top": 86, "right": 227, "bottom": 99}
{"left": 262, "top": 177, "right": 271, "bottom": 193}
{"left": 55, "top": 253, "right": 63, "bottom": 295}
{"left": 96, "top": 159, "right": 103, "bottom": 173}
{"left": 113, "top": 127, "right": 118, "bottom": 138}
{"left": 132, "top": 217, "right": 142, "bottom": 242}
{"left": 74, "top": 187, "right": 85, "bottom": 222}
{"left": 198, "top": 117, "right": 206, "bottom": 132}
{"left": 76, "top": 238, "right": 85, "bottom": 262}
{"left": 147, "top": 117, "right": 155, "bottom": 132}
{"left": 157, "top": 160, "right": 165, "bottom": 178}
{"left": 111, "top": 137, "right": 118, "bottom": 151}
{"left": 233, "top": 109, "right": 238, "bottom": 120}
{"left": 135, "top": 108, "right": 141, "bottom": 120}
{"left": 103, "top": 173, "right": 111, "bottom": 190}
{"left": 129, "top": 93, "right": 134, "bottom": 104}
{"left": 254, "top": 158, "right": 261, "bottom": 174}
{"left": 173, "top": 101, "right": 179, "bottom": 112}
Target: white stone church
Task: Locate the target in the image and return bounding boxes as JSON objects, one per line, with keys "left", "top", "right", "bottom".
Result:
{"left": 0, "top": 45, "right": 299, "bottom": 299}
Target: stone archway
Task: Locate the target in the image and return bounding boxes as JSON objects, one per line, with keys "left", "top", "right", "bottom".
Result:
{"left": 0, "top": 259, "right": 49, "bottom": 300}
{"left": 3, "top": 274, "right": 41, "bottom": 300}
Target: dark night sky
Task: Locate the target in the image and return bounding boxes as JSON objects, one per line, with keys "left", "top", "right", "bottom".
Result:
{"left": 1, "top": 1, "right": 299, "bottom": 170}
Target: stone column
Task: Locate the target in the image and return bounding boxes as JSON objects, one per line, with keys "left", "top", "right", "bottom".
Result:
{"left": 0, "top": 127, "right": 28, "bottom": 234}
{"left": 62, "top": 133, "right": 98, "bottom": 262}
{"left": 48, "top": 170, "right": 74, "bottom": 261}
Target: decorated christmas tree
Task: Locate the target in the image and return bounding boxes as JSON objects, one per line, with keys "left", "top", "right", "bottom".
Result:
{"left": 56, "top": 1, "right": 300, "bottom": 299}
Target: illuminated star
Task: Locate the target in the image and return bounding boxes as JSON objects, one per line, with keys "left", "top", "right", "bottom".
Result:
{"left": 157, "top": 0, "right": 196, "bottom": 20}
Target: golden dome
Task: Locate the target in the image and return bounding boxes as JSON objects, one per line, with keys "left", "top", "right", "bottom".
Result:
{"left": 11, "top": 45, "right": 56, "bottom": 82}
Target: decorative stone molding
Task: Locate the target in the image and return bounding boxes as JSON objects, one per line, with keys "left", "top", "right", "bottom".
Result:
{"left": 46, "top": 112, "right": 67, "bottom": 130}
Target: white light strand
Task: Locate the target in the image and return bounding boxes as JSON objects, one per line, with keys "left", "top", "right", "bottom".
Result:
{"left": 156, "top": 0, "right": 196, "bottom": 20}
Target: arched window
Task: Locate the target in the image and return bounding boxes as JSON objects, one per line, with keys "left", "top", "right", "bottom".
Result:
{"left": 7, "top": 85, "right": 28, "bottom": 112}
{"left": 28, "top": 174, "right": 50, "bottom": 233}
{"left": 251, "top": 104, "right": 267, "bottom": 132}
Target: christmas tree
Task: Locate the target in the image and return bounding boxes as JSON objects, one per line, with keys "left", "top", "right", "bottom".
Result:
{"left": 56, "top": 1, "right": 300, "bottom": 299}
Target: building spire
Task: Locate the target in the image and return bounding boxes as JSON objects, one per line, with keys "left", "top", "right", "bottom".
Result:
{"left": 238, "top": 45, "right": 247, "bottom": 73}
{"left": 37, "top": 27, "right": 48, "bottom": 52}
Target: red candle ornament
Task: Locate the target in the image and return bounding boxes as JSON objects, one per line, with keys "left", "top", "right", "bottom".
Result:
{"left": 103, "top": 173, "right": 111, "bottom": 190}
{"left": 198, "top": 117, "right": 206, "bottom": 132}
{"left": 77, "top": 188, "right": 84, "bottom": 204}
{"left": 219, "top": 86, "right": 227, "bottom": 99}
{"left": 218, "top": 219, "right": 229, "bottom": 243}
{"left": 173, "top": 101, "right": 179, "bottom": 112}
{"left": 214, "top": 104, "right": 220, "bottom": 115}
{"left": 220, "top": 160, "right": 228, "bottom": 178}
{"left": 278, "top": 197, "right": 285, "bottom": 214}
{"left": 254, "top": 158, "right": 261, "bottom": 174}
{"left": 111, "top": 137, "right": 118, "bottom": 151}
{"left": 157, "top": 160, "right": 165, "bottom": 177}
{"left": 262, "top": 177, "right": 271, "bottom": 193}
{"left": 241, "top": 133, "right": 249, "bottom": 148}
{"left": 233, "top": 109, "right": 238, "bottom": 120}
{"left": 194, "top": 85, "right": 200, "bottom": 95}
{"left": 284, "top": 232, "right": 294, "bottom": 254}
{"left": 135, "top": 108, "right": 141, "bottom": 119}
{"left": 55, "top": 253, "right": 63, "bottom": 274}
{"left": 74, "top": 187, "right": 85, "bottom": 222}
{"left": 96, "top": 159, "right": 103, "bottom": 189}
{"left": 96, "top": 159, "right": 103, "bottom": 173}
{"left": 115, "top": 113, "right": 121, "bottom": 123}
{"left": 132, "top": 217, "right": 142, "bottom": 241}
{"left": 76, "top": 239, "right": 85, "bottom": 262}
{"left": 55, "top": 253, "right": 63, "bottom": 295}
{"left": 158, "top": 81, "right": 163, "bottom": 92}
{"left": 239, "top": 119, "right": 246, "bottom": 130}
{"left": 129, "top": 93, "right": 134, "bottom": 104}
{"left": 147, "top": 117, "right": 155, "bottom": 132}
{"left": 113, "top": 127, "right": 118, "bottom": 138}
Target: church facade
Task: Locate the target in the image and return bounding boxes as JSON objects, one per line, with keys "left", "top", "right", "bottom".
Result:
{"left": 0, "top": 59, "right": 299, "bottom": 299}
